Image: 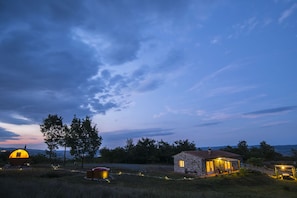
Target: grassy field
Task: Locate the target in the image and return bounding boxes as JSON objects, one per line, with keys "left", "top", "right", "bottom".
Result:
{"left": 0, "top": 165, "right": 296, "bottom": 198}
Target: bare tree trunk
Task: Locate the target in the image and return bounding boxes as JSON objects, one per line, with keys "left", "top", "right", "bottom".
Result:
{"left": 63, "top": 144, "right": 66, "bottom": 166}
{"left": 81, "top": 156, "right": 84, "bottom": 169}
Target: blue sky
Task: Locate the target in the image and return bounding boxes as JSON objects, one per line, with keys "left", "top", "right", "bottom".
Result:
{"left": 0, "top": 0, "right": 297, "bottom": 150}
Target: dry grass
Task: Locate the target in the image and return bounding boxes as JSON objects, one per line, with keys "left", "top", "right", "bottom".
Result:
{"left": 0, "top": 165, "right": 297, "bottom": 198}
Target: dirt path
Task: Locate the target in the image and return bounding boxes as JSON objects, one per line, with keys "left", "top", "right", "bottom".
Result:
{"left": 83, "top": 163, "right": 173, "bottom": 172}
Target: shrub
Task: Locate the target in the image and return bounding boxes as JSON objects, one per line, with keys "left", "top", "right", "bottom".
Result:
{"left": 247, "top": 157, "right": 263, "bottom": 166}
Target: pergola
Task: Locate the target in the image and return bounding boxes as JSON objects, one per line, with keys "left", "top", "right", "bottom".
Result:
{"left": 274, "top": 165, "right": 296, "bottom": 180}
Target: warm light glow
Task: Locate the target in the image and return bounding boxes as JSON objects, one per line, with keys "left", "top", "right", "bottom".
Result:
{"left": 102, "top": 171, "right": 108, "bottom": 179}
{"left": 206, "top": 161, "right": 214, "bottom": 173}
{"left": 179, "top": 160, "right": 185, "bottom": 167}
{"left": 224, "top": 161, "right": 231, "bottom": 170}
{"left": 281, "top": 166, "right": 285, "bottom": 170}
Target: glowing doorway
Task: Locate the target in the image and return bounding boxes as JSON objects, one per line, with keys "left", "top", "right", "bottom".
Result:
{"left": 206, "top": 160, "right": 214, "bottom": 173}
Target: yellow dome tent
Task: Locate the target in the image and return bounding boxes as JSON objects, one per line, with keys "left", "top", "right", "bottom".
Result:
{"left": 9, "top": 149, "right": 30, "bottom": 166}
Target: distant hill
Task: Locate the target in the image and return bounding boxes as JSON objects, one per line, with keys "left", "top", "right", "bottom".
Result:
{"left": 273, "top": 145, "right": 297, "bottom": 156}
{"left": 201, "top": 145, "right": 297, "bottom": 156}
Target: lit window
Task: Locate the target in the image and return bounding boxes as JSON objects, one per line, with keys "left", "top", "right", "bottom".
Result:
{"left": 179, "top": 160, "right": 185, "bottom": 167}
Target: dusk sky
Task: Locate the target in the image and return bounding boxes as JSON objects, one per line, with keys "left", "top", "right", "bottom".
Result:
{"left": 0, "top": 0, "right": 297, "bottom": 150}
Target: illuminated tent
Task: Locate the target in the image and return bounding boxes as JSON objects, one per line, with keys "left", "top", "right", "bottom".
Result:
{"left": 9, "top": 149, "right": 30, "bottom": 166}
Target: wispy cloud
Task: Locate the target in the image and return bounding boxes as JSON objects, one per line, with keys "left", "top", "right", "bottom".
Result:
{"left": 206, "top": 85, "right": 255, "bottom": 97}
{"left": 210, "top": 35, "right": 221, "bottom": 44}
{"left": 243, "top": 106, "right": 297, "bottom": 118}
{"left": 153, "top": 112, "right": 167, "bottom": 119}
{"left": 230, "top": 17, "right": 259, "bottom": 38}
{"left": 188, "top": 64, "right": 236, "bottom": 91}
{"left": 195, "top": 122, "right": 221, "bottom": 127}
{"left": 10, "top": 113, "right": 32, "bottom": 122}
{"left": 278, "top": 3, "right": 297, "bottom": 23}
{"left": 261, "top": 121, "right": 290, "bottom": 128}
{"left": 207, "top": 112, "right": 235, "bottom": 121}
{"left": 153, "top": 106, "right": 195, "bottom": 119}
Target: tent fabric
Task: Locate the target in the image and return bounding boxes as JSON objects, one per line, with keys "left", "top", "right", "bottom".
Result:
{"left": 9, "top": 149, "right": 29, "bottom": 159}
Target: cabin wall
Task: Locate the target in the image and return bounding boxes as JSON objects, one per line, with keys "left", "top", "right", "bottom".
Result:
{"left": 174, "top": 153, "right": 204, "bottom": 175}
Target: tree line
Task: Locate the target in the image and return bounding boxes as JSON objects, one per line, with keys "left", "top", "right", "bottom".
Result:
{"left": 221, "top": 140, "right": 296, "bottom": 166}
{"left": 40, "top": 114, "right": 196, "bottom": 165}
{"left": 100, "top": 138, "right": 196, "bottom": 164}
{"left": 40, "top": 114, "right": 102, "bottom": 168}
{"left": 39, "top": 114, "right": 297, "bottom": 167}
{"left": 100, "top": 139, "right": 297, "bottom": 165}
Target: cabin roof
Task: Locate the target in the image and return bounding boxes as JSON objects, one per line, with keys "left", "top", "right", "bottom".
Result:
{"left": 175, "top": 150, "right": 241, "bottom": 160}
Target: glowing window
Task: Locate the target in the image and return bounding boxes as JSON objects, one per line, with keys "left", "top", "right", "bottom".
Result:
{"left": 179, "top": 160, "right": 185, "bottom": 167}
{"left": 224, "top": 161, "right": 231, "bottom": 170}
{"left": 16, "top": 152, "right": 21, "bottom": 158}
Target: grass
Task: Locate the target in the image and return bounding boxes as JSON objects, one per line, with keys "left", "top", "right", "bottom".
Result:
{"left": 0, "top": 166, "right": 297, "bottom": 198}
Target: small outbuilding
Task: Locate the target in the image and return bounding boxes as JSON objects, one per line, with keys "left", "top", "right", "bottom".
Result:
{"left": 9, "top": 149, "right": 30, "bottom": 166}
{"left": 173, "top": 149, "right": 241, "bottom": 176}
{"left": 274, "top": 165, "right": 296, "bottom": 180}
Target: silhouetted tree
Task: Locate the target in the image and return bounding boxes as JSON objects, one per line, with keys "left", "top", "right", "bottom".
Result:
{"left": 135, "top": 138, "right": 157, "bottom": 163}
{"left": 124, "top": 138, "right": 135, "bottom": 163}
{"left": 221, "top": 145, "right": 236, "bottom": 153}
{"left": 157, "top": 140, "right": 174, "bottom": 163}
{"left": 0, "top": 150, "right": 9, "bottom": 165}
{"left": 100, "top": 138, "right": 197, "bottom": 164}
{"left": 237, "top": 140, "right": 250, "bottom": 161}
{"left": 259, "top": 141, "right": 281, "bottom": 160}
{"left": 68, "top": 115, "right": 102, "bottom": 168}
{"left": 222, "top": 140, "right": 282, "bottom": 162}
{"left": 100, "top": 147, "right": 113, "bottom": 162}
{"left": 173, "top": 139, "right": 196, "bottom": 153}
{"left": 30, "top": 153, "right": 50, "bottom": 164}
{"left": 291, "top": 148, "right": 297, "bottom": 161}
{"left": 40, "top": 114, "right": 64, "bottom": 160}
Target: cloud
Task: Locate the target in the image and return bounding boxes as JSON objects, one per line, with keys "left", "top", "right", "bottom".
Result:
{"left": 210, "top": 36, "right": 221, "bottom": 44}
{"left": 230, "top": 17, "right": 259, "bottom": 38}
{"left": 207, "top": 112, "right": 235, "bottom": 121}
{"left": 261, "top": 121, "right": 290, "bottom": 128}
{"left": 243, "top": 106, "right": 297, "bottom": 117}
{"left": 188, "top": 64, "right": 236, "bottom": 91}
{"left": 195, "top": 122, "right": 221, "bottom": 127}
{"left": 10, "top": 114, "right": 31, "bottom": 122}
{"left": 101, "top": 128, "right": 174, "bottom": 141}
{"left": 0, "top": 0, "right": 196, "bottom": 125}
{"left": 0, "top": 122, "right": 43, "bottom": 145}
{"left": 0, "top": 1, "right": 103, "bottom": 123}
{"left": 278, "top": 3, "right": 297, "bottom": 23}
{"left": 0, "top": 128, "right": 20, "bottom": 141}
{"left": 206, "top": 86, "right": 255, "bottom": 97}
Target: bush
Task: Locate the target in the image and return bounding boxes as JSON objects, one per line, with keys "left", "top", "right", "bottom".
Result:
{"left": 247, "top": 157, "right": 263, "bottom": 166}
